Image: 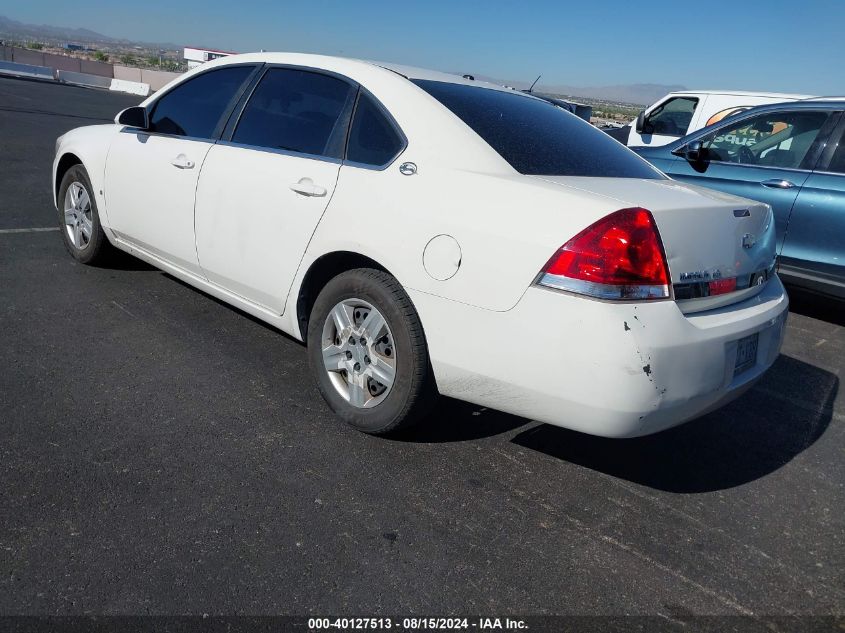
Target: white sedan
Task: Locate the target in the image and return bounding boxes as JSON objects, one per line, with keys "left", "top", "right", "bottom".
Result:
{"left": 52, "top": 53, "right": 788, "bottom": 437}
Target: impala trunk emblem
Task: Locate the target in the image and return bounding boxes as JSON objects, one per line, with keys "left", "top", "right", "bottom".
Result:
{"left": 742, "top": 233, "right": 756, "bottom": 249}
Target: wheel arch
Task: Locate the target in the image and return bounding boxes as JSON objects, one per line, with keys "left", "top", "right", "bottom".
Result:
{"left": 55, "top": 152, "right": 83, "bottom": 202}
{"left": 294, "top": 250, "right": 391, "bottom": 340}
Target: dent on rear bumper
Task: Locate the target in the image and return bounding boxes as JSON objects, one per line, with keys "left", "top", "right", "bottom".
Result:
{"left": 410, "top": 276, "right": 788, "bottom": 438}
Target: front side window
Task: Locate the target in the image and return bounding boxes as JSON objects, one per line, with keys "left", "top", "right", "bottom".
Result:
{"left": 149, "top": 65, "right": 255, "bottom": 138}
{"left": 701, "top": 110, "right": 829, "bottom": 169}
{"left": 645, "top": 97, "right": 698, "bottom": 136}
{"left": 413, "top": 80, "right": 662, "bottom": 178}
{"left": 233, "top": 68, "right": 356, "bottom": 158}
{"left": 346, "top": 93, "right": 404, "bottom": 166}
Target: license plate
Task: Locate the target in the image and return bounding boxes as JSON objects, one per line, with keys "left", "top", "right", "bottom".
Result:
{"left": 734, "top": 333, "right": 759, "bottom": 376}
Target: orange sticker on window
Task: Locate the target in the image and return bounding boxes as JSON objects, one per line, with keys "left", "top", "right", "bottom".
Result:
{"left": 706, "top": 107, "right": 752, "bottom": 127}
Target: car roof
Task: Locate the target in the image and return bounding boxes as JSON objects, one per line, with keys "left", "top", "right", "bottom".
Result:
{"left": 367, "top": 61, "right": 499, "bottom": 87}
{"left": 198, "top": 52, "right": 535, "bottom": 97}
{"left": 667, "top": 89, "right": 816, "bottom": 99}
{"left": 756, "top": 99, "right": 845, "bottom": 109}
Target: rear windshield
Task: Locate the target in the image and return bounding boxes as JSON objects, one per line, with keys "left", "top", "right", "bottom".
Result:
{"left": 413, "top": 79, "right": 663, "bottom": 179}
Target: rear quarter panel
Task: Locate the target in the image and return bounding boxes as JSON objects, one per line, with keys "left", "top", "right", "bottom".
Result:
{"left": 293, "top": 163, "right": 626, "bottom": 314}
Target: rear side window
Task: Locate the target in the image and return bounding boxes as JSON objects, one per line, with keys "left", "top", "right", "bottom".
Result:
{"left": 149, "top": 66, "right": 254, "bottom": 138}
{"left": 233, "top": 68, "right": 356, "bottom": 158}
{"left": 346, "top": 93, "right": 404, "bottom": 166}
{"left": 413, "top": 80, "right": 662, "bottom": 178}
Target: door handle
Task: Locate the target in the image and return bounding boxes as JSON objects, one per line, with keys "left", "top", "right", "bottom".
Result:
{"left": 171, "top": 154, "right": 195, "bottom": 169}
{"left": 760, "top": 178, "right": 795, "bottom": 189}
{"left": 289, "top": 178, "right": 327, "bottom": 197}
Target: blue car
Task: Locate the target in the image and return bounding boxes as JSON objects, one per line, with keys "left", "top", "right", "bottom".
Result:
{"left": 633, "top": 99, "right": 845, "bottom": 299}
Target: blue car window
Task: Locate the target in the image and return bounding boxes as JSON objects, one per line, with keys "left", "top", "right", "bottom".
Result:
{"left": 702, "top": 110, "right": 829, "bottom": 169}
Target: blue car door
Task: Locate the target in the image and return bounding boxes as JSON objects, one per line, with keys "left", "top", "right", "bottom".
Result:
{"left": 664, "top": 109, "right": 833, "bottom": 255}
{"left": 780, "top": 113, "right": 845, "bottom": 297}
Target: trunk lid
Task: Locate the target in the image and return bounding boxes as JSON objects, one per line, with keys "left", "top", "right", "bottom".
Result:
{"left": 532, "top": 176, "right": 777, "bottom": 310}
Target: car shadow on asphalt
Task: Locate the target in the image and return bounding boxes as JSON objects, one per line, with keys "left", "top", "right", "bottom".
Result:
{"left": 96, "top": 249, "right": 159, "bottom": 271}
{"left": 395, "top": 397, "right": 531, "bottom": 443}
{"left": 509, "top": 354, "right": 837, "bottom": 493}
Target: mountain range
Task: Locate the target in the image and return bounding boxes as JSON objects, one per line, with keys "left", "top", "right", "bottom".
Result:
{"left": 0, "top": 14, "right": 683, "bottom": 104}
{"left": 0, "top": 14, "right": 178, "bottom": 49}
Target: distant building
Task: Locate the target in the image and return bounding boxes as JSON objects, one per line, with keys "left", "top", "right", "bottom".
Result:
{"left": 64, "top": 43, "right": 84, "bottom": 51}
{"left": 183, "top": 46, "right": 236, "bottom": 69}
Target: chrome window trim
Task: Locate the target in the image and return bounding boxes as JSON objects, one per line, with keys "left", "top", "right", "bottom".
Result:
{"left": 809, "top": 169, "right": 845, "bottom": 177}
{"left": 117, "top": 128, "right": 216, "bottom": 145}
{"left": 685, "top": 160, "right": 813, "bottom": 175}
{"left": 214, "top": 139, "right": 344, "bottom": 165}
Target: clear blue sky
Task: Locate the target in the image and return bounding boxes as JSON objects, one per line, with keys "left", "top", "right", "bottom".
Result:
{"left": 7, "top": 0, "right": 844, "bottom": 94}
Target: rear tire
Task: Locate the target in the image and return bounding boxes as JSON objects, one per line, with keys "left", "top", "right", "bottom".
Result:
{"left": 57, "top": 165, "right": 112, "bottom": 265}
{"left": 307, "top": 268, "right": 438, "bottom": 435}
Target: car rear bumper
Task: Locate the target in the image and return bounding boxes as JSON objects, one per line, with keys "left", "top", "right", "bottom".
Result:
{"left": 411, "top": 275, "right": 788, "bottom": 438}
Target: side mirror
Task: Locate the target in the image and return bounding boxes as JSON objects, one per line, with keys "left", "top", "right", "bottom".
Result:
{"left": 635, "top": 110, "right": 646, "bottom": 134}
{"left": 672, "top": 140, "right": 703, "bottom": 162}
{"left": 116, "top": 106, "right": 149, "bottom": 129}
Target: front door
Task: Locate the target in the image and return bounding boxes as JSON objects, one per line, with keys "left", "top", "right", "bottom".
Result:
{"left": 105, "top": 132, "right": 213, "bottom": 274}
{"left": 194, "top": 67, "right": 357, "bottom": 313}
{"left": 104, "top": 64, "right": 257, "bottom": 276}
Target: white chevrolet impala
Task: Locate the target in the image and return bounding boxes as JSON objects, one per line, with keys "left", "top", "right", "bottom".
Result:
{"left": 52, "top": 53, "right": 788, "bottom": 437}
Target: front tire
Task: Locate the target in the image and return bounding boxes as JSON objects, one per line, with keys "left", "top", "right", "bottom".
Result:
{"left": 57, "top": 165, "right": 112, "bottom": 264}
{"left": 307, "top": 268, "right": 438, "bottom": 435}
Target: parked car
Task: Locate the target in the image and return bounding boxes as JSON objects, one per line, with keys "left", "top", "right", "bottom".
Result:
{"left": 634, "top": 99, "right": 845, "bottom": 299}
{"left": 53, "top": 53, "right": 788, "bottom": 438}
{"left": 607, "top": 90, "right": 815, "bottom": 147}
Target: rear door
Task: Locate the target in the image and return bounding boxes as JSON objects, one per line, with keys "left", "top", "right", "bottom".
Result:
{"left": 780, "top": 113, "right": 845, "bottom": 296}
{"left": 666, "top": 108, "right": 834, "bottom": 254}
{"left": 104, "top": 65, "right": 257, "bottom": 275}
{"left": 193, "top": 67, "right": 357, "bottom": 313}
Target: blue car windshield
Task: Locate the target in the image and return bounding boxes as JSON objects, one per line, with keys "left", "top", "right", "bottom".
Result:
{"left": 413, "top": 79, "right": 664, "bottom": 179}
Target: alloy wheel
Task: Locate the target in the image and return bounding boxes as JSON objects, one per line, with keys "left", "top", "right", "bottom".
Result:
{"left": 321, "top": 298, "right": 397, "bottom": 408}
{"left": 63, "top": 181, "right": 93, "bottom": 251}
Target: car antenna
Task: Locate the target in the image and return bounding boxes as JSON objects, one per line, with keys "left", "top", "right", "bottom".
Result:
{"left": 528, "top": 74, "right": 542, "bottom": 93}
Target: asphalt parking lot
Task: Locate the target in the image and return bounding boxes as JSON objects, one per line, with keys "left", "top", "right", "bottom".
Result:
{"left": 0, "top": 76, "right": 843, "bottom": 620}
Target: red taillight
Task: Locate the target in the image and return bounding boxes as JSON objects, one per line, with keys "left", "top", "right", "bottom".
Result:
{"left": 537, "top": 208, "right": 671, "bottom": 300}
